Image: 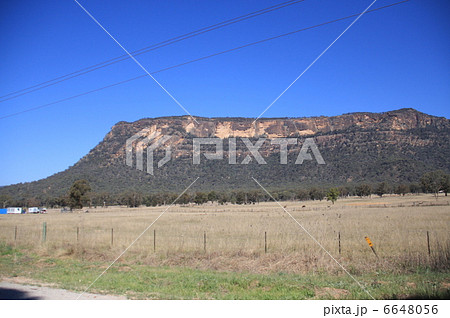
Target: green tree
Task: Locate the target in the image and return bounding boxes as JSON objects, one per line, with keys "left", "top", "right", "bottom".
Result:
{"left": 337, "top": 186, "right": 350, "bottom": 198}
{"left": 217, "top": 192, "right": 230, "bottom": 205}
{"left": 68, "top": 180, "right": 91, "bottom": 209}
{"left": 0, "top": 194, "right": 12, "bottom": 208}
{"left": 207, "top": 191, "right": 218, "bottom": 202}
{"left": 57, "top": 194, "right": 69, "bottom": 207}
{"left": 26, "top": 197, "right": 41, "bottom": 208}
{"left": 421, "top": 170, "right": 448, "bottom": 198}
{"left": 309, "top": 187, "right": 324, "bottom": 201}
{"left": 194, "top": 192, "right": 208, "bottom": 205}
{"left": 121, "top": 192, "right": 142, "bottom": 207}
{"left": 248, "top": 190, "right": 265, "bottom": 204}
{"left": 178, "top": 192, "right": 191, "bottom": 205}
{"left": 375, "top": 182, "right": 388, "bottom": 197}
{"left": 296, "top": 189, "right": 309, "bottom": 201}
{"left": 326, "top": 188, "right": 340, "bottom": 204}
{"left": 409, "top": 183, "right": 422, "bottom": 194}
{"left": 442, "top": 174, "right": 450, "bottom": 197}
{"left": 395, "top": 184, "right": 410, "bottom": 196}
{"left": 356, "top": 184, "right": 372, "bottom": 197}
{"left": 235, "top": 191, "right": 247, "bottom": 205}
{"left": 144, "top": 194, "right": 157, "bottom": 207}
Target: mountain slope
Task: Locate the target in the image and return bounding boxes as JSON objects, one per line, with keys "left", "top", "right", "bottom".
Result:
{"left": 1, "top": 108, "right": 449, "bottom": 199}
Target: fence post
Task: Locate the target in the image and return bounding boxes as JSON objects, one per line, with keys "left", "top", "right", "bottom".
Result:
{"left": 153, "top": 229, "right": 156, "bottom": 252}
{"left": 264, "top": 231, "right": 267, "bottom": 254}
{"left": 364, "top": 236, "right": 378, "bottom": 259}
{"left": 111, "top": 228, "right": 114, "bottom": 246}
{"left": 338, "top": 231, "right": 341, "bottom": 255}
{"left": 14, "top": 226, "right": 17, "bottom": 242}
{"left": 42, "top": 222, "right": 47, "bottom": 243}
{"left": 204, "top": 231, "right": 206, "bottom": 253}
{"left": 426, "top": 231, "right": 431, "bottom": 256}
{"left": 76, "top": 227, "right": 79, "bottom": 243}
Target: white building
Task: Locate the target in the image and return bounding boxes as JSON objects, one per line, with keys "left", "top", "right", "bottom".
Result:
{"left": 7, "top": 207, "right": 24, "bottom": 214}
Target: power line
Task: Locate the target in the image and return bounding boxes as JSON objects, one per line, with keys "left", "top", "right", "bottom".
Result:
{"left": 253, "top": 0, "right": 378, "bottom": 123}
{"left": 74, "top": 0, "right": 198, "bottom": 124}
{"left": 0, "top": 1, "right": 409, "bottom": 120}
{"left": 0, "top": 0, "right": 306, "bottom": 103}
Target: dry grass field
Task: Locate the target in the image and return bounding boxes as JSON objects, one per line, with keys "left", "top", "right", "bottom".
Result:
{"left": 1, "top": 194, "right": 449, "bottom": 275}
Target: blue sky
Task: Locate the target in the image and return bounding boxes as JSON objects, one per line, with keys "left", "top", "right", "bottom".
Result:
{"left": 0, "top": 0, "right": 449, "bottom": 186}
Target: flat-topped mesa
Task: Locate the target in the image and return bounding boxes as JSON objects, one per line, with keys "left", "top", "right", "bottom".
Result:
{"left": 110, "top": 108, "right": 448, "bottom": 140}
{"left": 1, "top": 108, "right": 449, "bottom": 199}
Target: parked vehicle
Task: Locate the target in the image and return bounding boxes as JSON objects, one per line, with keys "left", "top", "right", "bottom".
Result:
{"left": 27, "top": 207, "right": 48, "bottom": 214}
{"left": 28, "top": 207, "right": 40, "bottom": 213}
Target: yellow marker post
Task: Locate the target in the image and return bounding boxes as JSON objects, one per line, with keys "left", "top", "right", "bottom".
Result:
{"left": 365, "top": 236, "right": 378, "bottom": 258}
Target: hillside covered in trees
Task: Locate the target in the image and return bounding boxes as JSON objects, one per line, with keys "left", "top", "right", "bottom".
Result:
{"left": 0, "top": 108, "right": 449, "bottom": 206}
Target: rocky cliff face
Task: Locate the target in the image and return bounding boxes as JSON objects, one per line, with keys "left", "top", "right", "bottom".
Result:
{"left": 82, "top": 108, "right": 449, "bottom": 165}
{"left": 110, "top": 107, "right": 448, "bottom": 140}
{"left": 1, "top": 108, "right": 449, "bottom": 198}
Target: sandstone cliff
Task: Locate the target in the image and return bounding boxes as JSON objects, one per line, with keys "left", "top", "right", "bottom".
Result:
{"left": 1, "top": 108, "right": 449, "bottom": 198}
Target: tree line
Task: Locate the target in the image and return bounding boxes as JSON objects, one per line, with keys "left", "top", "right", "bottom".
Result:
{"left": 1, "top": 170, "right": 448, "bottom": 209}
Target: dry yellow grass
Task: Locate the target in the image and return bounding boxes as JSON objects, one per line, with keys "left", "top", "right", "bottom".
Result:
{"left": 1, "top": 194, "right": 449, "bottom": 274}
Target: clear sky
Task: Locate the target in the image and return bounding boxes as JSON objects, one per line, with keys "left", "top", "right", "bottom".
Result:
{"left": 0, "top": 0, "right": 449, "bottom": 186}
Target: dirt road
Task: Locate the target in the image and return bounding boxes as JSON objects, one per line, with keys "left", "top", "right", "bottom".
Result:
{"left": 0, "top": 281, "right": 126, "bottom": 300}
